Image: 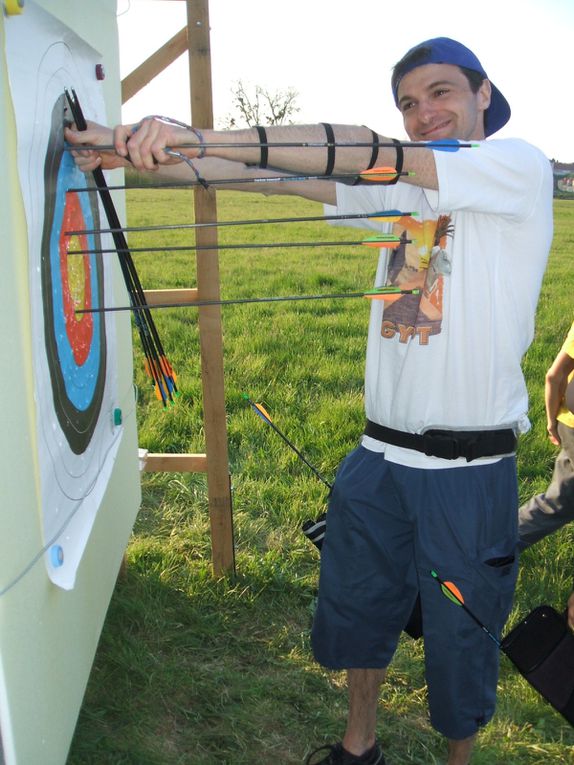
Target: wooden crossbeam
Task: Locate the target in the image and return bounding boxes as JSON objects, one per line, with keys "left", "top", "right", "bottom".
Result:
{"left": 121, "top": 26, "right": 188, "bottom": 104}
{"left": 143, "top": 452, "right": 207, "bottom": 472}
{"left": 143, "top": 287, "right": 198, "bottom": 305}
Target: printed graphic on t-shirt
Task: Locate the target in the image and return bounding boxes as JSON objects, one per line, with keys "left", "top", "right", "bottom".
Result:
{"left": 381, "top": 214, "right": 453, "bottom": 345}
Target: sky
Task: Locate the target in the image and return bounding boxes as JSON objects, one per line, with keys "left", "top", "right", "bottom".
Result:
{"left": 117, "top": 0, "right": 574, "bottom": 161}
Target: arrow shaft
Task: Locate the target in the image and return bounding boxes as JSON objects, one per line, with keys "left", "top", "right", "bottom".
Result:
{"left": 66, "top": 170, "right": 409, "bottom": 193}
{"left": 262, "top": 418, "right": 332, "bottom": 489}
{"left": 76, "top": 288, "right": 419, "bottom": 315}
{"left": 68, "top": 238, "right": 405, "bottom": 256}
{"left": 64, "top": 209, "right": 414, "bottom": 235}
{"left": 64, "top": 139, "right": 475, "bottom": 151}
{"left": 459, "top": 603, "right": 501, "bottom": 646}
{"left": 244, "top": 397, "right": 332, "bottom": 489}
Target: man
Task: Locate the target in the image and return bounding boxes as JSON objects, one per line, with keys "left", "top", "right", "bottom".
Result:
{"left": 67, "top": 37, "right": 553, "bottom": 765}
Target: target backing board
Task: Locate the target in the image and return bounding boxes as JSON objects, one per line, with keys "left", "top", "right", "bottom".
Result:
{"left": 0, "top": 2, "right": 141, "bottom": 763}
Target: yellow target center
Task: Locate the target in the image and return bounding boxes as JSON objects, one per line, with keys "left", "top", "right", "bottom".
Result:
{"left": 66, "top": 235, "right": 87, "bottom": 313}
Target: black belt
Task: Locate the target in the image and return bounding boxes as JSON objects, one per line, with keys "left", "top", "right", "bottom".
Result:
{"left": 365, "top": 420, "right": 517, "bottom": 462}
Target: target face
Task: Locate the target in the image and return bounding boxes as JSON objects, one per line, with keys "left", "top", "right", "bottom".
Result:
{"left": 5, "top": 20, "right": 123, "bottom": 589}
{"left": 41, "top": 95, "right": 107, "bottom": 455}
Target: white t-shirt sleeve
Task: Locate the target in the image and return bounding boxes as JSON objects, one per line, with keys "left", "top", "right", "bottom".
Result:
{"left": 432, "top": 138, "right": 552, "bottom": 221}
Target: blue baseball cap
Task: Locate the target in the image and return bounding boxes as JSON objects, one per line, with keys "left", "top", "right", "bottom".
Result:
{"left": 392, "top": 37, "right": 511, "bottom": 137}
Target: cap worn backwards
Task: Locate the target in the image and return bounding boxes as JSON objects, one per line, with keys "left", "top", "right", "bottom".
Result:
{"left": 392, "top": 37, "right": 510, "bottom": 137}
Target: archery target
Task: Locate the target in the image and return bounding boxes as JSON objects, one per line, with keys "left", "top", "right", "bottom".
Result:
{"left": 42, "top": 94, "right": 108, "bottom": 455}
{"left": 5, "top": 7, "right": 123, "bottom": 589}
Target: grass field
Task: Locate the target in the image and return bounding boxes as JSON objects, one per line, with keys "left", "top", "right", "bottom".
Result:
{"left": 68, "top": 193, "right": 574, "bottom": 765}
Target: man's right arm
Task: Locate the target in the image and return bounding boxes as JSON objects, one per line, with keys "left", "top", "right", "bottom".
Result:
{"left": 65, "top": 116, "right": 440, "bottom": 201}
{"left": 64, "top": 121, "right": 337, "bottom": 204}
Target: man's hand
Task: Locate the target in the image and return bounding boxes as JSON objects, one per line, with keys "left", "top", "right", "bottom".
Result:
{"left": 111, "top": 117, "right": 200, "bottom": 172}
{"left": 65, "top": 117, "right": 198, "bottom": 173}
{"left": 568, "top": 592, "right": 574, "bottom": 630}
{"left": 547, "top": 417, "right": 561, "bottom": 447}
{"left": 64, "top": 120, "right": 130, "bottom": 172}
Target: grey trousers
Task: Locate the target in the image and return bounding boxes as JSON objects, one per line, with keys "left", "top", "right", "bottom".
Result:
{"left": 518, "top": 422, "right": 574, "bottom": 548}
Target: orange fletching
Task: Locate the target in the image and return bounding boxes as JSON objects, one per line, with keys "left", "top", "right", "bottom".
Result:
{"left": 359, "top": 166, "right": 398, "bottom": 182}
{"left": 363, "top": 293, "right": 403, "bottom": 304}
{"left": 362, "top": 240, "right": 400, "bottom": 249}
{"left": 255, "top": 403, "right": 272, "bottom": 421}
{"left": 443, "top": 581, "right": 464, "bottom": 605}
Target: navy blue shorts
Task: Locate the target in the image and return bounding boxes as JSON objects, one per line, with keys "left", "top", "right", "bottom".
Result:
{"left": 311, "top": 446, "right": 518, "bottom": 740}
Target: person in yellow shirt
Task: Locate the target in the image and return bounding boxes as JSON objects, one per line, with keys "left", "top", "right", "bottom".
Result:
{"left": 518, "top": 321, "right": 574, "bottom": 626}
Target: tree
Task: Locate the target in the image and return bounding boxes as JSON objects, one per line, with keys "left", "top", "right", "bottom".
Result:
{"left": 221, "top": 80, "right": 300, "bottom": 128}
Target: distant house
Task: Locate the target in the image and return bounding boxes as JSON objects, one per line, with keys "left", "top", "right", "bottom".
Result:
{"left": 552, "top": 160, "right": 574, "bottom": 195}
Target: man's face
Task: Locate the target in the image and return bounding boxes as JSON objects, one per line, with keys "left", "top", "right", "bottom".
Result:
{"left": 396, "top": 63, "right": 492, "bottom": 142}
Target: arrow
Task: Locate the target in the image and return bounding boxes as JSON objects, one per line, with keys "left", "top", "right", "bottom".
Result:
{"left": 64, "top": 207, "right": 418, "bottom": 236}
{"left": 432, "top": 568, "right": 574, "bottom": 727}
{"left": 171, "top": 161, "right": 413, "bottom": 189}
{"left": 243, "top": 395, "right": 332, "bottom": 489}
{"left": 243, "top": 394, "right": 331, "bottom": 551}
{"left": 64, "top": 138, "right": 478, "bottom": 152}
{"left": 64, "top": 208, "right": 416, "bottom": 237}
{"left": 68, "top": 234, "right": 411, "bottom": 257}
{"left": 66, "top": 168, "right": 412, "bottom": 194}
{"left": 75, "top": 286, "right": 421, "bottom": 315}
{"left": 68, "top": 165, "right": 410, "bottom": 195}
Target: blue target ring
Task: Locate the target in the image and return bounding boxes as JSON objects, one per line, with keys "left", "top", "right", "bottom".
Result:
{"left": 49, "top": 150, "right": 102, "bottom": 411}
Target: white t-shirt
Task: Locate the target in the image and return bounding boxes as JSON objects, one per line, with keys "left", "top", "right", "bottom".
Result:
{"left": 328, "top": 138, "right": 554, "bottom": 468}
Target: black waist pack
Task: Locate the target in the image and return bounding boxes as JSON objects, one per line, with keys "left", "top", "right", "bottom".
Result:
{"left": 501, "top": 605, "right": 574, "bottom": 726}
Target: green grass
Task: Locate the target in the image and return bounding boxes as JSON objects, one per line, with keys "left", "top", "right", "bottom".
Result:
{"left": 68, "top": 195, "right": 574, "bottom": 764}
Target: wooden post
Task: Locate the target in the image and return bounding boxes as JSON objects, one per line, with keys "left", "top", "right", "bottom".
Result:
{"left": 186, "top": 0, "right": 235, "bottom": 575}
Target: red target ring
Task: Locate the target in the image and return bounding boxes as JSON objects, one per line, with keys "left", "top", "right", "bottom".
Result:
{"left": 59, "top": 190, "right": 93, "bottom": 366}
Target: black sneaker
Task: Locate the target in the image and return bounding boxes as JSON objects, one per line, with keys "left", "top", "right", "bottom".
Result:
{"left": 305, "top": 741, "right": 385, "bottom": 765}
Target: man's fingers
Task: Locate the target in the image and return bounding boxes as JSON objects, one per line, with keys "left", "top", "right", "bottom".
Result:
{"left": 77, "top": 155, "right": 102, "bottom": 172}
{"left": 113, "top": 124, "right": 134, "bottom": 158}
{"left": 121, "top": 119, "right": 172, "bottom": 170}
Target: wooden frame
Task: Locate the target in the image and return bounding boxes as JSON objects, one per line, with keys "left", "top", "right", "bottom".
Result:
{"left": 127, "top": 0, "right": 235, "bottom": 575}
